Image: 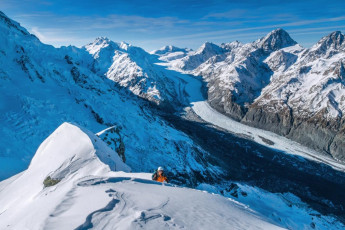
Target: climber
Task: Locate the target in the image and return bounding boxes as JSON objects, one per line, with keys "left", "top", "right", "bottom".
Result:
{"left": 152, "top": 166, "right": 168, "bottom": 183}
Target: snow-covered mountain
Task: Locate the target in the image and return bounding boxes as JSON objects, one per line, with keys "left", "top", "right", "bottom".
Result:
{"left": 243, "top": 31, "right": 345, "bottom": 160}
{"left": 84, "top": 38, "right": 189, "bottom": 109}
{"left": 0, "top": 11, "right": 216, "bottom": 183}
{"left": 151, "top": 45, "right": 192, "bottom": 61}
{"left": 172, "top": 42, "right": 227, "bottom": 71}
{"left": 1, "top": 10, "right": 345, "bottom": 229}
{"left": 165, "top": 28, "right": 345, "bottom": 161}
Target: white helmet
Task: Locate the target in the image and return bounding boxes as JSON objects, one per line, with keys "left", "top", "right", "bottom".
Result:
{"left": 158, "top": 166, "right": 164, "bottom": 171}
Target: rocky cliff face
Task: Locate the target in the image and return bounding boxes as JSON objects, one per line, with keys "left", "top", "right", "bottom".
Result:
{"left": 243, "top": 31, "right": 345, "bottom": 160}
{"left": 166, "top": 29, "right": 345, "bottom": 161}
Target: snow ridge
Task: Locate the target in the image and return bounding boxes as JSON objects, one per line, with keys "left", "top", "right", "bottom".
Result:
{"left": 0, "top": 123, "right": 284, "bottom": 230}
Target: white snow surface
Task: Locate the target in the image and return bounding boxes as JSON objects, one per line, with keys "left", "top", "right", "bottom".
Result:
{"left": 0, "top": 123, "right": 283, "bottom": 230}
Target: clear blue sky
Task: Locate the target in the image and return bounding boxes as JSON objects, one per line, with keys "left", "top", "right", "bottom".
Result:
{"left": 1, "top": 0, "right": 345, "bottom": 51}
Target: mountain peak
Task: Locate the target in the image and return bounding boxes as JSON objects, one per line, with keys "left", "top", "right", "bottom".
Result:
{"left": 317, "top": 31, "right": 345, "bottom": 50}
{"left": 259, "top": 28, "right": 297, "bottom": 52}
{"left": 201, "top": 41, "right": 217, "bottom": 48}
{"left": 0, "top": 10, "right": 30, "bottom": 36}
{"left": 221, "top": 40, "right": 243, "bottom": 50}
{"left": 119, "top": 41, "right": 131, "bottom": 50}
{"left": 151, "top": 45, "right": 190, "bottom": 55}
{"left": 95, "top": 36, "right": 110, "bottom": 41}
{"left": 91, "top": 37, "right": 114, "bottom": 46}
{"left": 84, "top": 37, "right": 120, "bottom": 57}
{"left": 162, "top": 45, "right": 179, "bottom": 51}
{"left": 196, "top": 42, "right": 223, "bottom": 55}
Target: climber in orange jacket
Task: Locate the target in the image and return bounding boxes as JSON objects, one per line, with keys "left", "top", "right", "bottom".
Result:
{"left": 152, "top": 166, "right": 168, "bottom": 183}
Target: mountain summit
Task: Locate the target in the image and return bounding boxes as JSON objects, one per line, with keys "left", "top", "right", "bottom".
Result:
{"left": 196, "top": 41, "right": 224, "bottom": 55}
{"left": 312, "top": 31, "right": 345, "bottom": 55}
{"left": 151, "top": 45, "right": 190, "bottom": 55}
{"left": 258, "top": 28, "right": 298, "bottom": 52}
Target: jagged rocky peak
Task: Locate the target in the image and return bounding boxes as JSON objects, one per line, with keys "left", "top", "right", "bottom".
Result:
{"left": 87, "top": 37, "right": 118, "bottom": 48}
{"left": 85, "top": 37, "right": 139, "bottom": 53}
{"left": 316, "top": 31, "right": 345, "bottom": 50}
{"left": 196, "top": 41, "right": 224, "bottom": 55}
{"left": 84, "top": 38, "right": 144, "bottom": 61}
{"left": 94, "top": 36, "right": 110, "bottom": 43}
{"left": 221, "top": 40, "right": 243, "bottom": 50}
{"left": 84, "top": 37, "right": 120, "bottom": 57}
{"left": 258, "top": 28, "right": 297, "bottom": 52}
{"left": 306, "top": 31, "right": 345, "bottom": 59}
{"left": 118, "top": 41, "right": 131, "bottom": 51}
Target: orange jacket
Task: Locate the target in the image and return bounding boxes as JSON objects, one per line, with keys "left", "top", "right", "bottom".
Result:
{"left": 156, "top": 175, "right": 168, "bottom": 183}
{"left": 152, "top": 172, "right": 168, "bottom": 183}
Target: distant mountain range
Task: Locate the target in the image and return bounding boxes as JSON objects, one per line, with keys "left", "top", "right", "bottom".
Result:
{"left": 154, "top": 28, "right": 345, "bottom": 161}
{"left": 83, "top": 28, "right": 345, "bottom": 161}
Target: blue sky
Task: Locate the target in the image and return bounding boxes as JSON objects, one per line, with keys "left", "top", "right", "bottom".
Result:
{"left": 1, "top": 0, "right": 345, "bottom": 51}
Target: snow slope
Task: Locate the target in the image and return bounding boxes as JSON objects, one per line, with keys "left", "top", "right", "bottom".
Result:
{"left": 0, "top": 10, "right": 219, "bottom": 182}
{"left": 0, "top": 123, "right": 283, "bottom": 230}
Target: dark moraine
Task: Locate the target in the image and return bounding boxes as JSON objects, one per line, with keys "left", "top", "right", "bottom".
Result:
{"left": 161, "top": 113, "right": 345, "bottom": 224}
